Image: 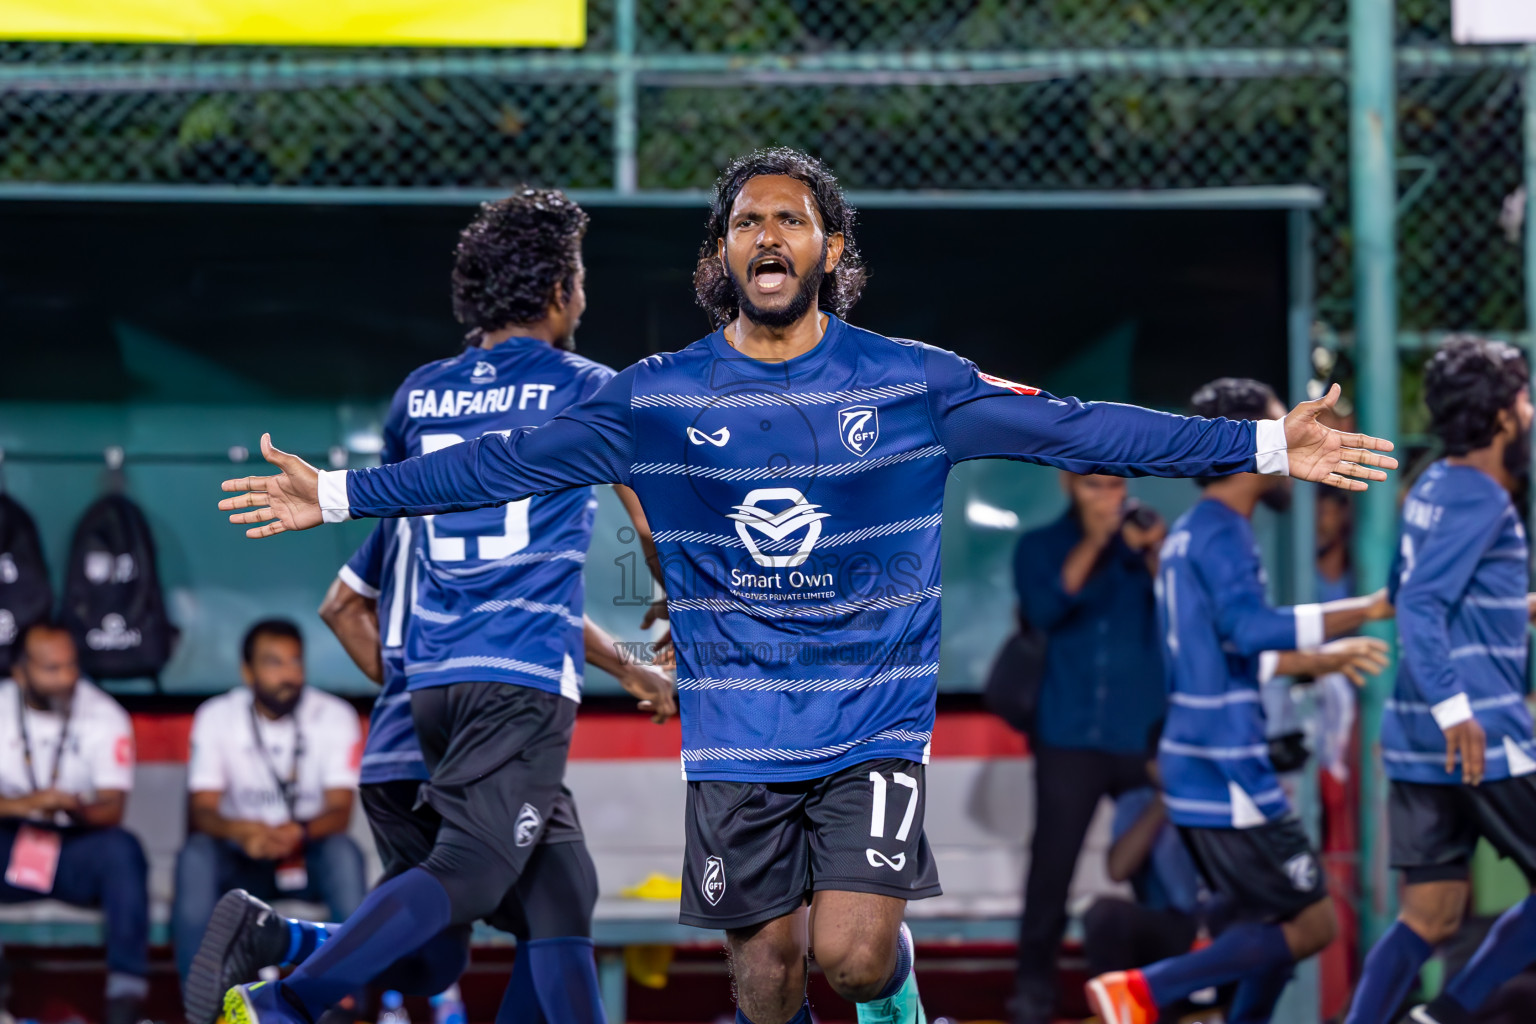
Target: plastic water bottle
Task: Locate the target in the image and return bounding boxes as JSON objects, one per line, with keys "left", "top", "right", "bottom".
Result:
{"left": 430, "top": 984, "right": 465, "bottom": 1024}
{"left": 378, "top": 991, "right": 410, "bottom": 1024}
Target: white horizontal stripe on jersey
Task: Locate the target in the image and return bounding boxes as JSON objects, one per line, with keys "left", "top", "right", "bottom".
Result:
{"left": 677, "top": 663, "right": 939, "bottom": 693}
{"left": 1168, "top": 690, "right": 1262, "bottom": 709}
{"left": 405, "top": 656, "right": 565, "bottom": 682}
{"left": 1463, "top": 595, "right": 1531, "bottom": 609}
{"left": 653, "top": 513, "right": 944, "bottom": 552}
{"left": 682, "top": 726, "right": 932, "bottom": 764}
{"left": 360, "top": 750, "right": 424, "bottom": 765}
{"left": 631, "top": 444, "right": 946, "bottom": 482}
{"left": 632, "top": 383, "right": 926, "bottom": 409}
{"left": 1159, "top": 738, "right": 1271, "bottom": 760}
{"left": 1485, "top": 549, "right": 1529, "bottom": 562}
{"left": 1381, "top": 743, "right": 1534, "bottom": 763}
{"left": 1385, "top": 693, "right": 1525, "bottom": 714}
{"left": 1163, "top": 787, "right": 1286, "bottom": 817}
{"left": 375, "top": 693, "right": 411, "bottom": 709}
{"left": 1449, "top": 644, "right": 1527, "bottom": 660}
{"left": 669, "top": 586, "right": 942, "bottom": 619}
{"left": 471, "top": 597, "right": 583, "bottom": 630}
{"left": 410, "top": 604, "right": 459, "bottom": 624}
{"left": 428, "top": 549, "right": 586, "bottom": 577}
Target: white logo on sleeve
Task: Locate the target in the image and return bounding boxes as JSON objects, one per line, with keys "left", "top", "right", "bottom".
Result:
{"left": 1284, "top": 852, "right": 1319, "bottom": 892}
{"left": 837, "top": 405, "right": 879, "bottom": 456}
{"left": 514, "top": 803, "right": 543, "bottom": 847}
{"left": 687, "top": 426, "right": 731, "bottom": 447}
{"left": 701, "top": 855, "right": 726, "bottom": 906}
{"left": 728, "top": 488, "right": 829, "bottom": 568}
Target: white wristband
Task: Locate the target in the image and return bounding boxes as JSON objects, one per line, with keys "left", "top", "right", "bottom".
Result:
{"left": 1255, "top": 419, "right": 1290, "bottom": 476}
{"left": 1432, "top": 693, "right": 1474, "bottom": 731}
{"left": 1293, "top": 603, "right": 1323, "bottom": 652}
{"left": 1258, "top": 651, "right": 1280, "bottom": 684}
{"left": 317, "top": 469, "right": 353, "bottom": 524}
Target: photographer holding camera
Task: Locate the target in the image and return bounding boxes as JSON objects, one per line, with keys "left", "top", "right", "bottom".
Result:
{"left": 1011, "top": 472, "right": 1170, "bottom": 1024}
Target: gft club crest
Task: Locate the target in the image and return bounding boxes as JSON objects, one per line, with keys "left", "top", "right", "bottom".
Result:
{"left": 837, "top": 405, "right": 879, "bottom": 457}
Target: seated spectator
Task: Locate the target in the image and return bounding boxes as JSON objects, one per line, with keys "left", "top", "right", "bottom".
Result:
{"left": 0, "top": 620, "right": 148, "bottom": 1024}
{"left": 172, "top": 619, "right": 365, "bottom": 986}
{"left": 1082, "top": 724, "right": 1228, "bottom": 1021}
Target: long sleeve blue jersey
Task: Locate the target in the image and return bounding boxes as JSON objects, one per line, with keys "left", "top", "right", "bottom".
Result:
{"left": 379, "top": 338, "right": 614, "bottom": 698}
{"left": 340, "top": 519, "right": 427, "bottom": 784}
{"left": 1156, "top": 498, "right": 1314, "bottom": 829}
{"left": 324, "top": 315, "right": 1276, "bottom": 782}
{"left": 1385, "top": 461, "right": 1535, "bottom": 784}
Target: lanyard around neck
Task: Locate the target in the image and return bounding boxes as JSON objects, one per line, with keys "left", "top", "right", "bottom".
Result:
{"left": 248, "top": 701, "right": 304, "bottom": 819}
{"left": 17, "top": 685, "right": 74, "bottom": 794}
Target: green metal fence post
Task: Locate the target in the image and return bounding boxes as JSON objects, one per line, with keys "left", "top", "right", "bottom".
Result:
{"left": 613, "top": 0, "right": 637, "bottom": 193}
{"left": 1350, "top": 0, "right": 1400, "bottom": 953}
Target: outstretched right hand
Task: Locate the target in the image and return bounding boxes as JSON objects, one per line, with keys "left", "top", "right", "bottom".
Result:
{"left": 1315, "top": 636, "right": 1391, "bottom": 686}
{"left": 219, "top": 434, "right": 324, "bottom": 538}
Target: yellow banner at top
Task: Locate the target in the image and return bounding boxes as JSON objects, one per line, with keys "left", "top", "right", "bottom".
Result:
{"left": 0, "top": 0, "right": 585, "bottom": 46}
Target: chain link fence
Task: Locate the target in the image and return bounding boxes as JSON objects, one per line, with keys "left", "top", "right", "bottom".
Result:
{"left": 0, "top": 0, "right": 1528, "bottom": 341}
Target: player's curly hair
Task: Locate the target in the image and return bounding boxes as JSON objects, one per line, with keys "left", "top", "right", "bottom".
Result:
{"left": 451, "top": 187, "right": 589, "bottom": 332}
{"left": 1191, "top": 377, "right": 1279, "bottom": 423}
{"left": 1424, "top": 335, "right": 1529, "bottom": 455}
{"left": 694, "top": 147, "right": 868, "bottom": 327}
{"left": 1191, "top": 377, "right": 1280, "bottom": 488}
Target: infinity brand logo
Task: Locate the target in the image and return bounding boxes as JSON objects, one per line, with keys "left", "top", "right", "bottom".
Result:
{"left": 865, "top": 849, "right": 907, "bottom": 871}
{"left": 514, "top": 803, "right": 543, "bottom": 848}
{"left": 687, "top": 425, "right": 731, "bottom": 447}
{"left": 728, "top": 487, "right": 830, "bottom": 568}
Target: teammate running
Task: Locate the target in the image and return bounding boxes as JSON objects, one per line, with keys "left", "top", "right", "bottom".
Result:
{"left": 1086, "top": 377, "right": 1392, "bottom": 1024}
{"left": 1347, "top": 337, "right": 1536, "bottom": 1024}
{"left": 205, "top": 189, "right": 675, "bottom": 1024}
{"left": 216, "top": 148, "right": 1397, "bottom": 1024}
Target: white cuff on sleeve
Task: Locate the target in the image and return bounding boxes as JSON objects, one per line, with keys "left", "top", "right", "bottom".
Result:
{"left": 1258, "top": 651, "right": 1280, "bottom": 684}
{"left": 1293, "top": 603, "right": 1323, "bottom": 652}
{"left": 317, "top": 469, "right": 353, "bottom": 524}
{"left": 337, "top": 564, "right": 378, "bottom": 599}
{"left": 1255, "top": 418, "right": 1290, "bottom": 476}
{"left": 1432, "top": 692, "right": 1475, "bottom": 731}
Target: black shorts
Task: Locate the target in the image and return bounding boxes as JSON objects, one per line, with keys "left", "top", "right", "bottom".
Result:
{"left": 409, "top": 682, "right": 582, "bottom": 873}
{"left": 1389, "top": 777, "right": 1536, "bottom": 885}
{"left": 1179, "top": 817, "right": 1328, "bottom": 924}
{"left": 679, "top": 757, "right": 942, "bottom": 930}
{"left": 360, "top": 779, "right": 436, "bottom": 880}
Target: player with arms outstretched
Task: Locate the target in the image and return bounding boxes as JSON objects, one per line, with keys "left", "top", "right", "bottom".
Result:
{"left": 217, "top": 149, "right": 1396, "bottom": 1024}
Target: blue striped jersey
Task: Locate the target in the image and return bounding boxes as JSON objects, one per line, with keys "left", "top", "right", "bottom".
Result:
{"left": 1385, "top": 461, "right": 1535, "bottom": 784}
{"left": 1156, "top": 498, "right": 1317, "bottom": 829}
{"left": 326, "top": 315, "right": 1274, "bottom": 782}
{"left": 339, "top": 519, "right": 426, "bottom": 785}
{"left": 382, "top": 338, "right": 614, "bottom": 698}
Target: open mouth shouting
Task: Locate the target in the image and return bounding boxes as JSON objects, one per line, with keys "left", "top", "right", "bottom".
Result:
{"left": 749, "top": 253, "right": 794, "bottom": 294}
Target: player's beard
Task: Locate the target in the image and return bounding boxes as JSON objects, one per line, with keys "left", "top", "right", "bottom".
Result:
{"left": 729, "top": 242, "right": 826, "bottom": 329}
{"left": 1503, "top": 422, "right": 1531, "bottom": 483}
{"left": 1260, "top": 480, "right": 1293, "bottom": 513}
{"left": 254, "top": 685, "right": 302, "bottom": 719}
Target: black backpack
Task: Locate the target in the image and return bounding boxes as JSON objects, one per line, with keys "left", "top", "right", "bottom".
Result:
{"left": 60, "top": 493, "right": 175, "bottom": 680}
{"left": 0, "top": 494, "right": 53, "bottom": 676}
{"left": 982, "top": 620, "right": 1048, "bottom": 738}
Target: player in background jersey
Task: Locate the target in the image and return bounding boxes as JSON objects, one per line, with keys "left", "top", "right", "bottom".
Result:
{"left": 210, "top": 190, "right": 676, "bottom": 1024}
{"left": 1347, "top": 338, "right": 1536, "bottom": 1024}
{"left": 1086, "top": 378, "right": 1393, "bottom": 1024}
{"left": 217, "top": 149, "right": 1397, "bottom": 1024}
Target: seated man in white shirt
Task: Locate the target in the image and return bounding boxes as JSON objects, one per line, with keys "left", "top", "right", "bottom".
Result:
{"left": 173, "top": 619, "right": 365, "bottom": 988}
{"left": 0, "top": 620, "right": 148, "bottom": 1024}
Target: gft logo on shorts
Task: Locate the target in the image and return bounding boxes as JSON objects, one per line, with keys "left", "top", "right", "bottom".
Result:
{"left": 1284, "top": 852, "right": 1319, "bottom": 892}
{"left": 701, "top": 855, "right": 726, "bottom": 906}
{"left": 514, "top": 803, "right": 543, "bottom": 848}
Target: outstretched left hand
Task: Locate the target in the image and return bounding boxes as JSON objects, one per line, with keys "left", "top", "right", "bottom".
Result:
{"left": 1283, "top": 384, "right": 1398, "bottom": 490}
